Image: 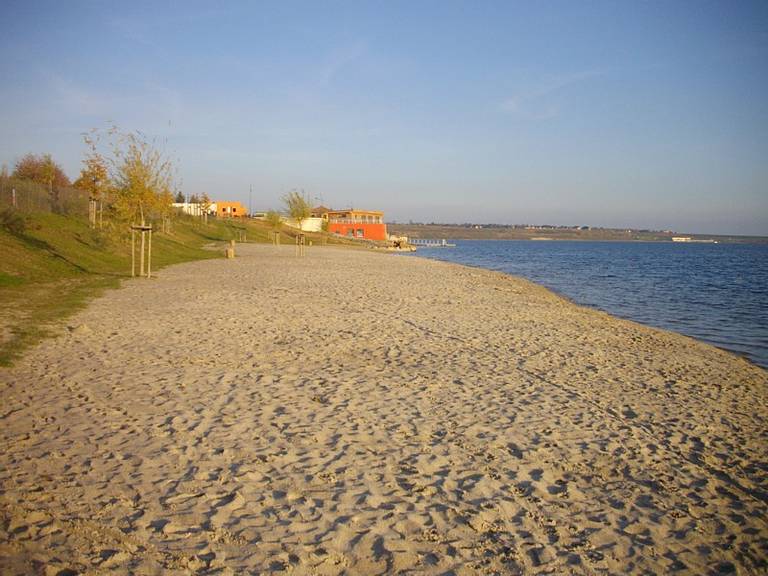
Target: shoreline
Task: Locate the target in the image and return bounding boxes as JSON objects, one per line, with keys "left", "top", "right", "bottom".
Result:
{"left": 422, "top": 256, "right": 767, "bottom": 371}
{"left": 406, "top": 242, "right": 768, "bottom": 371}
{"left": 2, "top": 244, "right": 767, "bottom": 574}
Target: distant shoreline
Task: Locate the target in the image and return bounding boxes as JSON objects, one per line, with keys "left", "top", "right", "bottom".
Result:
{"left": 388, "top": 223, "right": 768, "bottom": 244}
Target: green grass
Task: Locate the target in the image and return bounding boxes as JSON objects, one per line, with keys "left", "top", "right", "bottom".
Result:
{"left": 0, "top": 272, "right": 25, "bottom": 287}
{"left": 0, "top": 213, "right": 238, "bottom": 366}
{"left": 0, "top": 212, "right": 370, "bottom": 366}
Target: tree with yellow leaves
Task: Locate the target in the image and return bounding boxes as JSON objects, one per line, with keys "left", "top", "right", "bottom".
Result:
{"left": 74, "top": 154, "right": 109, "bottom": 228}
{"left": 110, "top": 132, "right": 174, "bottom": 226}
{"left": 157, "top": 187, "right": 175, "bottom": 233}
{"left": 78, "top": 126, "right": 179, "bottom": 234}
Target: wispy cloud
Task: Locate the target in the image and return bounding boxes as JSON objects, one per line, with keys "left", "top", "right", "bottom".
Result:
{"left": 108, "top": 7, "right": 234, "bottom": 47}
{"left": 46, "top": 73, "right": 184, "bottom": 136}
{"left": 315, "top": 41, "right": 368, "bottom": 88}
{"left": 499, "top": 69, "right": 608, "bottom": 120}
{"left": 108, "top": 16, "right": 157, "bottom": 48}
{"left": 49, "top": 74, "right": 120, "bottom": 117}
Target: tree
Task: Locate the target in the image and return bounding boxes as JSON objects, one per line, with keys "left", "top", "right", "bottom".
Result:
{"left": 74, "top": 156, "right": 108, "bottom": 198}
{"left": 189, "top": 194, "right": 200, "bottom": 204}
{"left": 174, "top": 191, "right": 185, "bottom": 203}
{"left": 265, "top": 210, "right": 282, "bottom": 245}
{"left": 13, "top": 153, "right": 70, "bottom": 211}
{"left": 157, "top": 188, "right": 175, "bottom": 233}
{"left": 111, "top": 131, "right": 176, "bottom": 225}
{"left": 13, "top": 153, "right": 70, "bottom": 189}
{"left": 266, "top": 210, "right": 282, "bottom": 229}
{"left": 283, "top": 189, "right": 311, "bottom": 231}
{"left": 74, "top": 154, "right": 109, "bottom": 228}
{"left": 200, "top": 193, "right": 212, "bottom": 224}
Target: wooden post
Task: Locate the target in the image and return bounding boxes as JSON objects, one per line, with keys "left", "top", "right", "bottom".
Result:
{"left": 140, "top": 228, "right": 146, "bottom": 277}
{"left": 130, "top": 224, "right": 153, "bottom": 278}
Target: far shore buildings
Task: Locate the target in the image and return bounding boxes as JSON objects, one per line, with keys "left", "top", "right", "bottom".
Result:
{"left": 173, "top": 200, "right": 387, "bottom": 240}
{"left": 172, "top": 202, "right": 217, "bottom": 217}
{"left": 312, "top": 207, "right": 388, "bottom": 241}
{"left": 172, "top": 201, "right": 248, "bottom": 218}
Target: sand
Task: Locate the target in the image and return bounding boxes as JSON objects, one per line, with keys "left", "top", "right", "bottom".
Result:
{"left": 1, "top": 243, "right": 766, "bottom": 575}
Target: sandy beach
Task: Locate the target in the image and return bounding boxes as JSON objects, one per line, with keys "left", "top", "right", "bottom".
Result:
{"left": 1, "top": 243, "right": 766, "bottom": 575}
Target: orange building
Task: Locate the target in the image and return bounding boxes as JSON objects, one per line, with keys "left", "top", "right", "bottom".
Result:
{"left": 317, "top": 208, "right": 387, "bottom": 241}
{"left": 216, "top": 201, "right": 247, "bottom": 218}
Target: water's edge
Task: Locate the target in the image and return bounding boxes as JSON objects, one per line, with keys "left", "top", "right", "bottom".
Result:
{"left": 402, "top": 241, "right": 768, "bottom": 371}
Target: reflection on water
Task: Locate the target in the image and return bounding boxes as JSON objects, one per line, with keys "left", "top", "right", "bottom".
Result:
{"left": 409, "top": 241, "right": 768, "bottom": 370}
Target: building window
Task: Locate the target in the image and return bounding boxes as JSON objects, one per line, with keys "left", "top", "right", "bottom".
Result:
{"left": 356, "top": 229, "right": 364, "bottom": 237}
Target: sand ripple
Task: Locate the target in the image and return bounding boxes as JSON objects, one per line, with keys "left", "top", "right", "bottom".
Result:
{"left": 1, "top": 244, "right": 766, "bottom": 574}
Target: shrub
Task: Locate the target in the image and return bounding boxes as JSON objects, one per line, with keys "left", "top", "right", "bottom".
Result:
{"left": 0, "top": 208, "right": 28, "bottom": 235}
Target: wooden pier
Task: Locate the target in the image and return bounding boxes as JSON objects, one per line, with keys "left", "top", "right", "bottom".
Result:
{"left": 410, "top": 238, "right": 456, "bottom": 248}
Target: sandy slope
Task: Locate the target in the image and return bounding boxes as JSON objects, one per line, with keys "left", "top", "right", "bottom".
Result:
{"left": 1, "top": 243, "right": 766, "bottom": 575}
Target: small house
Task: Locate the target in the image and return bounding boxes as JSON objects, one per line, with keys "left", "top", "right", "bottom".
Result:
{"left": 216, "top": 201, "right": 248, "bottom": 218}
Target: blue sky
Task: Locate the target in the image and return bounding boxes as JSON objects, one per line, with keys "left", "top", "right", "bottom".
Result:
{"left": 1, "top": 1, "right": 766, "bottom": 234}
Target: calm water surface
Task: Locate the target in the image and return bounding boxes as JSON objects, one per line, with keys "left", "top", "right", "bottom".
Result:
{"left": 407, "top": 241, "right": 768, "bottom": 370}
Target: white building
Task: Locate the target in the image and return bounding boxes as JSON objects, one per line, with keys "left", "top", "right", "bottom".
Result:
{"left": 282, "top": 216, "right": 325, "bottom": 232}
{"left": 172, "top": 202, "right": 217, "bottom": 217}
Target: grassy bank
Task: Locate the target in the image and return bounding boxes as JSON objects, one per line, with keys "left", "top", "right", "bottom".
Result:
{"left": 0, "top": 211, "right": 361, "bottom": 366}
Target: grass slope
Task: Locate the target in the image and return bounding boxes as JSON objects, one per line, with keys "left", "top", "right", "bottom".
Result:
{"left": 0, "top": 211, "right": 372, "bottom": 366}
{"left": 0, "top": 213, "right": 226, "bottom": 365}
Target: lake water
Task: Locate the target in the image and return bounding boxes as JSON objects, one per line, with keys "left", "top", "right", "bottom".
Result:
{"left": 405, "top": 240, "right": 768, "bottom": 370}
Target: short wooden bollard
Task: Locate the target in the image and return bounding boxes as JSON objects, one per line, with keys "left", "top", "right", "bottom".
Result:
{"left": 226, "top": 247, "right": 235, "bottom": 259}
